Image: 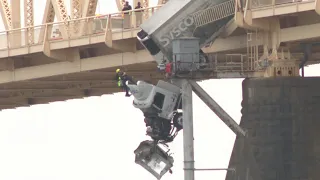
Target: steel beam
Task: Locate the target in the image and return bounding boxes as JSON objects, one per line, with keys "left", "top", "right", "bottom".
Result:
{"left": 11, "top": 0, "right": 20, "bottom": 29}
{"left": 50, "top": 0, "right": 69, "bottom": 39}
{"left": 3, "top": 79, "right": 158, "bottom": 89}
{"left": 41, "top": 1, "right": 77, "bottom": 61}
{"left": 204, "top": 22, "right": 320, "bottom": 53}
{"left": 39, "top": 0, "right": 55, "bottom": 44}
{"left": 79, "top": 0, "right": 98, "bottom": 36}
{"left": 0, "top": 80, "right": 115, "bottom": 99}
{"left": 0, "top": 88, "right": 122, "bottom": 106}
{"left": 42, "top": 0, "right": 55, "bottom": 24}
{"left": 181, "top": 79, "right": 195, "bottom": 180}
{"left": 70, "top": 0, "right": 82, "bottom": 19}
{"left": 39, "top": 0, "right": 69, "bottom": 42}
{"left": 85, "top": 0, "right": 98, "bottom": 16}
{"left": 0, "top": 94, "right": 93, "bottom": 107}
{"left": 116, "top": 0, "right": 125, "bottom": 11}
{"left": 1, "top": 80, "right": 117, "bottom": 90}
{"left": 0, "top": 0, "right": 11, "bottom": 30}
{"left": 9, "top": 0, "right": 21, "bottom": 48}
{"left": 70, "top": 0, "right": 82, "bottom": 35}
{"left": 24, "top": 0, "right": 34, "bottom": 45}
{"left": 50, "top": 0, "right": 68, "bottom": 22}
{"left": 141, "top": 0, "right": 149, "bottom": 19}
{"left": 220, "top": 19, "right": 238, "bottom": 38}
{"left": 0, "top": 50, "right": 154, "bottom": 84}
{"left": 188, "top": 80, "right": 246, "bottom": 136}
{"left": 188, "top": 80, "right": 264, "bottom": 180}
{"left": 0, "top": 87, "right": 117, "bottom": 92}
{"left": 0, "top": 89, "right": 114, "bottom": 109}
{"left": 142, "top": 0, "right": 149, "bottom": 7}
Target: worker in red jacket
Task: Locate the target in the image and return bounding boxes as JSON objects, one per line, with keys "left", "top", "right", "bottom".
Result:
{"left": 165, "top": 62, "right": 173, "bottom": 78}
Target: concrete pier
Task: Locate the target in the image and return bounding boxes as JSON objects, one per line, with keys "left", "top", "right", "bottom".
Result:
{"left": 226, "top": 77, "right": 320, "bottom": 180}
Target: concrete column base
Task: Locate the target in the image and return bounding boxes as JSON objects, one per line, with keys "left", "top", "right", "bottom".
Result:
{"left": 226, "top": 77, "right": 320, "bottom": 180}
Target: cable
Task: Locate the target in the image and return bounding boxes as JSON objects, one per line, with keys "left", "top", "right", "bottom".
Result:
{"left": 121, "top": 11, "right": 124, "bottom": 70}
{"left": 97, "top": 0, "right": 101, "bottom": 14}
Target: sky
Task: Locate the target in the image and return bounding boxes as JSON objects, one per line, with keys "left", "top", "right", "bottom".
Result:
{"left": 0, "top": 1, "right": 319, "bottom": 180}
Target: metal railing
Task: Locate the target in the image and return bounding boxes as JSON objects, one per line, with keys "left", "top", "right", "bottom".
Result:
{"left": 193, "top": 0, "right": 235, "bottom": 28}
{"left": 0, "top": 5, "right": 163, "bottom": 50}
{"left": 170, "top": 52, "right": 257, "bottom": 78}
{"left": 251, "top": 0, "right": 314, "bottom": 8}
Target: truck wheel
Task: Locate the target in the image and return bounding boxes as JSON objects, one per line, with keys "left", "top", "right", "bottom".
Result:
{"left": 173, "top": 112, "right": 183, "bottom": 130}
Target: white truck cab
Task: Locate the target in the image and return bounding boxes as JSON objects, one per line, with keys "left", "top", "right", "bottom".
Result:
{"left": 127, "top": 80, "right": 181, "bottom": 120}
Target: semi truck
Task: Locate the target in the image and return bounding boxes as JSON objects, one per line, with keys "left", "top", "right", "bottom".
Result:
{"left": 131, "top": 1, "right": 236, "bottom": 178}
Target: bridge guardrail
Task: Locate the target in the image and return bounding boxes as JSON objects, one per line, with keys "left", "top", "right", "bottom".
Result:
{"left": 167, "top": 52, "right": 256, "bottom": 78}
{"left": 0, "top": 5, "right": 163, "bottom": 50}
{"left": 251, "top": 0, "right": 314, "bottom": 8}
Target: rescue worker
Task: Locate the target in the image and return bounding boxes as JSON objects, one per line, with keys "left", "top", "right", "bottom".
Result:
{"left": 165, "top": 62, "right": 173, "bottom": 78}
{"left": 115, "top": 68, "right": 135, "bottom": 97}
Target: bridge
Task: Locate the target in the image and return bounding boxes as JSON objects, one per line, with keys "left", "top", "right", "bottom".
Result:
{"left": 1, "top": 0, "right": 320, "bottom": 180}
{"left": 0, "top": 0, "right": 319, "bottom": 110}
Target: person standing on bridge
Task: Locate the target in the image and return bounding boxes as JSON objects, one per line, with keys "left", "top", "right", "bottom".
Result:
{"left": 135, "top": 2, "right": 143, "bottom": 27}
{"left": 115, "top": 68, "right": 135, "bottom": 97}
{"left": 122, "top": 1, "right": 132, "bottom": 29}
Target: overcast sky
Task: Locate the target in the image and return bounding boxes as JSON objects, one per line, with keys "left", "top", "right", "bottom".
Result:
{"left": 0, "top": 1, "right": 319, "bottom": 180}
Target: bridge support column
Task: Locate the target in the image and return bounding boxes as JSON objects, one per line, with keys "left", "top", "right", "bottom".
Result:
{"left": 181, "top": 79, "right": 195, "bottom": 180}
{"left": 237, "top": 77, "right": 320, "bottom": 180}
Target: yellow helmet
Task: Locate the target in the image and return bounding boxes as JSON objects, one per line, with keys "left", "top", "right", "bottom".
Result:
{"left": 116, "top": 69, "right": 121, "bottom": 73}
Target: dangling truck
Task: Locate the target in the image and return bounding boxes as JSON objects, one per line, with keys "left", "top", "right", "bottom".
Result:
{"left": 132, "top": 2, "right": 236, "bottom": 178}
{"left": 137, "top": 0, "right": 236, "bottom": 69}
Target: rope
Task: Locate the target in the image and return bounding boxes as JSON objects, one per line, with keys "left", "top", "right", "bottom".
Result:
{"left": 120, "top": 9, "right": 130, "bottom": 72}
{"left": 97, "top": 0, "right": 101, "bottom": 14}
{"left": 121, "top": 12, "right": 124, "bottom": 71}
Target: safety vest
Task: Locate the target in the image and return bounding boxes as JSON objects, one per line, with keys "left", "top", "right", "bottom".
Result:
{"left": 117, "top": 76, "right": 123, "bottom": 87}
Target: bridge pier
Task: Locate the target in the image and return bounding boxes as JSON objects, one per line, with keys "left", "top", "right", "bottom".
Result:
{"left": 227, "top": 77, "right": 320, "bottom": 180}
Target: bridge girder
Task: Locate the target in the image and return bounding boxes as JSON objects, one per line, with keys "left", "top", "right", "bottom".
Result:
{"left": 70, "top": 0, "right": 82, "bottom": 19}
{"left": 0, "top": 50, "right": 154, "bottom": 84}
{"left": 69, "top": 0, "right": 83, "bottom": 35}
{"left": 40, "top": 0, "right": 77, "bottom": 62}
{"left": 7, "top": 0, "right": 21, "bottom": 47}
{"left": 24, "top": 0, "right": 34, "bottom": 44}
{"left": 41, "top": 0, "right": 68, "bottom": 38}
{"left": 0, "top": 0, "right": 12, "bottom": 30}
{"left": 82, "top": 0, "right": 97, "bottom": 17}
{"left": 116, "top": 0, "right": 125, "bottom": 11}
{"left": 77, "top": 0, "right": 98, "bottom": 36}
{"left": 42, "top": 0, "right": 55, "bottom": 24}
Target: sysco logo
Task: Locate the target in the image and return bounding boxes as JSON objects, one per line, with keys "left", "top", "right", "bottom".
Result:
{"left": 159, "top": 16, "right": 195, "bottom": 47}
